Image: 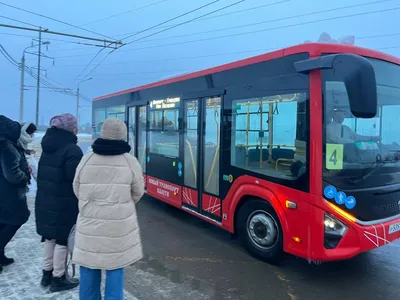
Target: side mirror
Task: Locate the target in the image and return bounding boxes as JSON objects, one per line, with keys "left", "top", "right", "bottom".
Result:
{"left": 294, "top": 53, "right": 377, "bottom": 118}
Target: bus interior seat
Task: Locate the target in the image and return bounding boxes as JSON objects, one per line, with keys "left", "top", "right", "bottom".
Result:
{"left": 272, "top": 148, "right": 295, "bottom": 161}
{"left": 273, "top": 148, "right": 295, "bottom": 170}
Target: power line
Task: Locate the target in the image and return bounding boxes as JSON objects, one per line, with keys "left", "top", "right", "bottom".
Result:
{"left": 80, "top": 48, "right": 117, "bottom": 81}
{"left": 72, "top": 0, "right": 228, "bottom": 82}
{"left": 120, "top": 0, "right": 396, "bottom": 44}
{"left": 123, "top": 0, "right": 247, "bottom": 45}
{"left": 81, "top": 0, "right": 169, "bottom": 26}
{"left": 0, "top": 23, "right": 123, "bottom": 45}
{"left": 120, "top": 6, "right": 400, "bottom": 49}
{"left": 0, "top": 44, "right": 88, "bottom": 101}
{"left": 55, "top": 5, "right": 400, "bottom": 59}
{"left": 0, "top": 1, "right": 115, "bottom": 40}
{"left": 73, "top": 48, "right": 106, "bottom": 82}
{"left": 116, "top": 0, "right": 290, "bottom": 37}
{"left": 0, "top": 15, "right": 39, "bottom": 28}
{"left": 121, "top": 0, "right": 222, "bottom": 41}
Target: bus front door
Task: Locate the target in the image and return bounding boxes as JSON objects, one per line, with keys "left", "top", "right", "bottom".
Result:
{"left": 127, "top": 105, "right": 147, "bottom": 188}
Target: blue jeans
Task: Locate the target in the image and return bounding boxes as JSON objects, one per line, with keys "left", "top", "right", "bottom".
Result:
{"left": 79, "top": 266, "right": 124, "bottom": 300}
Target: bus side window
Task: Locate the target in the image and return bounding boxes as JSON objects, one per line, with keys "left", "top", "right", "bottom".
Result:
{"left": 230, "top": 92, "right": 308, "bottom": 180}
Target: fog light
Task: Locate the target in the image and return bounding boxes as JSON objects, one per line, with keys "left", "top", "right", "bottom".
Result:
{"left": 324, "top": 214, "right": 347, "bottom": 249}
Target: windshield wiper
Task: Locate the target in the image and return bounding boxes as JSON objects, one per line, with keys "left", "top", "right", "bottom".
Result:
{"left": 348, "top": 160, "right": 398, "bottom": 184}
{"left": 348, "top": 162, "right": 386, "bottom": 184}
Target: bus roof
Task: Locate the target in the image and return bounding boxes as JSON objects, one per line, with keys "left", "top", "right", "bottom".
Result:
{"left": 93, "top": 42, "right": 400, "bottom": 102}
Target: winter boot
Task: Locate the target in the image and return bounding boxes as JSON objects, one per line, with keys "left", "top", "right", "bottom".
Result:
{"left": 0, "top": 252, "right": 14, "bottom": 266}
{"left": 50, "top": 274, "right": 79, "bottom": 293}
{"left": 40, "top": 270, "right": 53, "bottom": 287}
{"left": 0, "top": 265, "right": 3, "bottom": 273}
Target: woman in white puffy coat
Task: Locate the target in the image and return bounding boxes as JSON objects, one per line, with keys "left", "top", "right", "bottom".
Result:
{"left": 72, "top": 117, "right": 144, "bottom": 299}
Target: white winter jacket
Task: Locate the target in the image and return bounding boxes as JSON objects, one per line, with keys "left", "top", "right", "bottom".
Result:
{"left": 72, "top": 152, "right": 144, "bottom": 270}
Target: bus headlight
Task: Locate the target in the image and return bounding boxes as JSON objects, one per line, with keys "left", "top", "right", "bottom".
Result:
{"left": 324, "top": 214, "right": 347, "bottom": 249}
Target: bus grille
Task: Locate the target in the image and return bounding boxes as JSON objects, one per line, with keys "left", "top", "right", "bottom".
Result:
{"left": 373, "top": 202, "right": 400, "bottom": 217}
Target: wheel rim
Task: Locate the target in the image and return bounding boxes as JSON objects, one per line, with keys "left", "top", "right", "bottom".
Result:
{"left": 246, "top": 210, "right": 279, "bottom": 250}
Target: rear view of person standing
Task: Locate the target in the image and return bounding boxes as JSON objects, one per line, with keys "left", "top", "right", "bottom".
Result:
{"left": 0, "top": 115, "right": 31, "bottom": 273}
{"left": 73, "top": 117, "right": 144, "bottom": 299}
{"left": 35, "top": 113, "right": 83, "bottom": 292}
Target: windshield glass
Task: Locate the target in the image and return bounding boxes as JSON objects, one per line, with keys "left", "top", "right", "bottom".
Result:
{"left": 323, "top": 58, "right": 400, "bottom": 188}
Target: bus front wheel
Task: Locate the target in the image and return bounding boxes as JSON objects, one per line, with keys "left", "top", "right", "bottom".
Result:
{"left": 237, "top": 199, "right": 283, "bottom": 264}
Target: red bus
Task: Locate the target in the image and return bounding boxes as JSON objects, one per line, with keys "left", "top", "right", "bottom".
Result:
{"left": 92, "top": 43, "right": 400, "bottom": 264}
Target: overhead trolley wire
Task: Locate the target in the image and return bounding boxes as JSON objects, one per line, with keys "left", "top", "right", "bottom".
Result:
{"left": 81, "top": 0, "right": 170, "bottom": 26}
{"left": 116, "top": 0, "right": 289, "bottom": 36}
{"left": 121, "top": 0, "right": 222, "bottom": 41}
{"left": 55, "top": 4, "right": 400, "bottom": 60}
{"left": 118, "top": 6, "right": 400, "bottom": 50}
{"left": 0, "top": 1, "right": 115, "bottom": 40}
{"left": 0, "top": 15, "right": 40, "bottom": 28}
{"left": 123, "top": 0, "right": 247, "bottom": 45}
{"left": 50, "top": 0, "right": 395, "bottom": 54}
{"left": 74, "top": 0, "right": 231, "bottom": 82}
{"left": 120, "top": 0, "right": 396, "bottom": 44}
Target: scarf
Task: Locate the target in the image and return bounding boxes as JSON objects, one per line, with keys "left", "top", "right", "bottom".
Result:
{"left": 19, "top": 122, "right": 33, "bottom": 150}
{"left": 92, "top": 138, "right": 131, "bottom": 156}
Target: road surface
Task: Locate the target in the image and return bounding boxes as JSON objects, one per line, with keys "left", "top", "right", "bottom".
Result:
{"left": 123, "top": 196, "right": 400, "bottom": 300}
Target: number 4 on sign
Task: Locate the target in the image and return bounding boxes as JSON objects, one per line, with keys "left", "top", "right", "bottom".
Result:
{"left": 326, "top": 144, "right": 344, "bottom": 170}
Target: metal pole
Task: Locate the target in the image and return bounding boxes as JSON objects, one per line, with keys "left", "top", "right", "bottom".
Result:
{"left": 35, "top": 27, "right": 42, "bottom": 126}
{"left": 76, "top": 87, "right": 80, "bottom": 128}
{"left": 19, "top": 55, "right": 25, "bottom": 123}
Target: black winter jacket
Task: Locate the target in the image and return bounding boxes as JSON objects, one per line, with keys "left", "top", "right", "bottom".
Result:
{"left": 35, "top": 128, "right": 83, "bottom": 244}
{"left": 0, "top": 115, "right": 31, "bottom": 226}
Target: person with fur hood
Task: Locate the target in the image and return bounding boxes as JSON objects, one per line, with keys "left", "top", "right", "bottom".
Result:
{"left": 0, "top": 115, "right": 31, "bottom": 273}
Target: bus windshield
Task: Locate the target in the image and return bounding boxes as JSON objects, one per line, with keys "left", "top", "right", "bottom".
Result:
{"left": 323, "top": 58, "right": 400, "bottom": 188}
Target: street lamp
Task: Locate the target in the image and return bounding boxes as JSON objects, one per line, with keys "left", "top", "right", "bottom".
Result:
{"left": 77, "top": 77, "right": 93, "bottom": 128}
{"left": 19, "top": 40, "right": 51, "bottom": 123}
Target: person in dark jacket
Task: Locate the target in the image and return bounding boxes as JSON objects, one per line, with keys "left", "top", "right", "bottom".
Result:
{"left": 0, "top": 115, "right": 31, "bottom": 273}
{"left": 35, "top": 113, "right": 83, "bottom": 292}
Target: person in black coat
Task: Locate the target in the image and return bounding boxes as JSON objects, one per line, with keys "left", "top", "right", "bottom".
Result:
{"left": 0, "top": 115, "right": 31, "bottom": 273}
{"left": 35, "top": 113, "right": 83, "bottom": 292}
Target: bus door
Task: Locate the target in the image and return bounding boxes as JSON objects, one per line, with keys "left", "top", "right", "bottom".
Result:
{"left": 127, "top": 105, "right": 148, "bottom": 188}
{"left": 182, "top": 96, "right": 223, "bottom": 222}
{"left": 145, "top": 99, "right": 183, "bottom": 206}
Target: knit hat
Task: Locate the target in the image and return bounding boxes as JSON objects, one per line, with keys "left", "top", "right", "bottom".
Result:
{"left": 50, "top": 113, "right": 77, "bottom": 133}
{"left": 100, "top": 117, "right": 127, "bottom": 141}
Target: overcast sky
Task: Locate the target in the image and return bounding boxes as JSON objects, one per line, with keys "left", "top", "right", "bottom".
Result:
{"left": 1, "top": 0, "right": 399, "bottom": 125}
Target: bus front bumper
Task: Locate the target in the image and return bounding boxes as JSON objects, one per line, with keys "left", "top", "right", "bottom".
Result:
{"left": 311, "top": 204, "right": 400, "bottom": 261}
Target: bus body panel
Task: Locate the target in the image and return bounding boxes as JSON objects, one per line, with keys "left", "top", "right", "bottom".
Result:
{"left": 92, "top": 43, "right": 400, "bottom": 263}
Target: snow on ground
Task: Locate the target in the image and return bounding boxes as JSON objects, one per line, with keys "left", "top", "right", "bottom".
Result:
{"left": 1, "top": 182, "right": 138, "bottom": 299}
{"left": 34, "top": 131, "right": 92, "bottom": 139}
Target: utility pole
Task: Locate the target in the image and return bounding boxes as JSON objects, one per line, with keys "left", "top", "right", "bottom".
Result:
{"left": 76, "top": 86, "right": 80, "bottom": 126}
{"left": 35, "top": 27, "right": 42, "bottom": 126}
{"left": 77, "top": 77, "right": 92, "bottom": 129}
{"left": 19, "top": 41, "right": 51, "bottom": 123}
{"left": 19, "top": 55, "right": 25, "bottom": 123}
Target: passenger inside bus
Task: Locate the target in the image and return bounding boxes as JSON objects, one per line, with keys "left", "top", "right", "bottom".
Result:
{"left": 326, "top": 108, "right": 381, "bottom": 144}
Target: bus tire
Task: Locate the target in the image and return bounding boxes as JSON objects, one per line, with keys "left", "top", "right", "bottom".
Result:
{"left": 237, "top": 199, "right": 283, "bottom": 264}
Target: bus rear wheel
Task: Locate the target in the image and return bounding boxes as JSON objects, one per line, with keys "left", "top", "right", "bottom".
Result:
{"left": 237, "top": 199, "right": 283, "bottom": 264}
